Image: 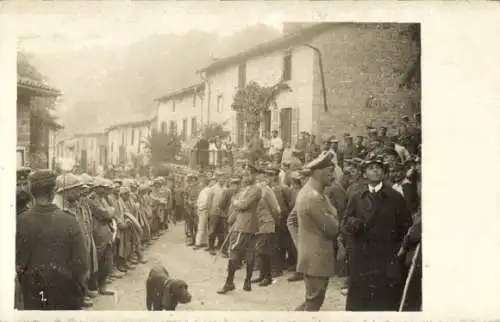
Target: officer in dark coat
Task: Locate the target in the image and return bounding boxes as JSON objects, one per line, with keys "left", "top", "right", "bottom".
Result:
{"left": 343, "top": 156, "right": 412, "bottom": 311}
{"left": 16, "top": 170, "right": 89, "bottom": 310}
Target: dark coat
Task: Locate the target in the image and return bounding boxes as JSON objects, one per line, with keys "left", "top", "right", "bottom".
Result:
{"left": 343, "top": 184, "right": 412, "bottom": 311}
{"left": 16, "top": 203, "right": 89, "bottom": 292}
{"left": 227, "top": 184, "right": 261, "bottom": 234}
{"left": 88, "top": 196, "right": 114, "bottom": 253}
{"left": 324, "top": 182, "right": 347, "bottom": 222}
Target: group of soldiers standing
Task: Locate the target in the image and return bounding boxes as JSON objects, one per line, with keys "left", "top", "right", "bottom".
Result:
{"left": 15, "top": 169, "right": 178, "bottom": 310}
{"left": 15, "top": 113, "right": 421, "bottom": 312}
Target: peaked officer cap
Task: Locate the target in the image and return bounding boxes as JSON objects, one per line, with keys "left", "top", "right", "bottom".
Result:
{"left": 304, "top": 151, "right": 335, "bottom": 171}
{"left": 55, "top": 173, "right": 84, "bottom": 193}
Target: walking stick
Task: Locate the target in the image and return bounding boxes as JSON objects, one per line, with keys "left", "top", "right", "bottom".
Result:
{"left": 213, "top": 230, "right": 232, "bottom": 263}
{"left": 398, "top": 242, "right": 421, "bottom": 311}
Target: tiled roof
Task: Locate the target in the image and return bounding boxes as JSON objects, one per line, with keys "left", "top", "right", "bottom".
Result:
{"left": 17, "top": 76, "right": 61, "bottom": 96}
{"left": 197, "top": 23, "right": 336, "bottom": 74}
{"left": 156, "top": 82, "right": 205, "bottom": 102}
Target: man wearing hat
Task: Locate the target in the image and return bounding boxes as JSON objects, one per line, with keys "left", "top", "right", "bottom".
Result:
{"left": 194, "top": 175, "right": 211, "bottom": 250}
{"left": 353, "top": 135, "right": 367, "bottom": 159}
{"left": 343, "top": 155, "right": 412, "bottom": 311}
{"left": 217, "top": 164, "right": 262, "bottom": 294}
{"left": 268, "top": 129, "right": 283, "bottom": 163}
{"left": 206, "top": 171, "right": 227, "bottom": 254}
{"left": 294, "top": 151, "right": 339, "bottom": 311}
{"left": 16, "top": 170, "right": 89, "bottom": 310}
{"left": 252, "top": 168, "right": 281, "bottom": 287}
{"left": 183, "top": 174, "right": 199, "bottom": 246}
{"left": 342, "top": 133, "right": 356, "bottom": 160}
{"left": 86, "top": 177, "right": 116, "bottom": 297}
{"left": 217, "top": 175, "right": 242, "bottom": 257}
{"left": 53, "top": 173, "right": 95, "bottom": 308}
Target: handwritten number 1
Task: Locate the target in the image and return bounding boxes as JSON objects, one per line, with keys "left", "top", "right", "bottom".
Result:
{"left": 39, "top": 290, "right": 47, "bottom": 302}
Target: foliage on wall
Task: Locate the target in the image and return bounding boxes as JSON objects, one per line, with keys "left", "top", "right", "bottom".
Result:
{"left": 200, "top": 122, "right": 231, "bottom": 141}
{"left": 143, "top": 131, "right": 182, "bottom": 166}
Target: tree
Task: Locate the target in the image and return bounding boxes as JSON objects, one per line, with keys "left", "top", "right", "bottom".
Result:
{"left": 231, "top": 81, "right": 292, "bottom": 141}
{"left": 143, "top": 131, "right": 182, "bottom": 166}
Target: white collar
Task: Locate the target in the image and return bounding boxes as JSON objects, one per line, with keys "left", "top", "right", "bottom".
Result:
{"left": 368, "top": 181, "right": 383, "bottom": 193}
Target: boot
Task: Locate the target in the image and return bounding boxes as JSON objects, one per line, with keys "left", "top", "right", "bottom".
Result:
{"left": 216, "top": 260, "right": 236, "bottom": 294}
{"left": 287, "top": 272, "right": 304, "bottom": 282}
{"left": 87, "top": 289, "right": 99, "bottom": 298}
{"left": 259, "top": 256, "right": 272, "bottom": 287}
{"left": 243, "top": 260, "right": 254, "bottom": 292}
{"left": 251, "top": 255, "right": 265, "bottom": 284}
{"left": 99, "top": 285, "right": 116, "bottom": 296}
{"left": 83, "top": 296, "right": 94, "bottom": 308}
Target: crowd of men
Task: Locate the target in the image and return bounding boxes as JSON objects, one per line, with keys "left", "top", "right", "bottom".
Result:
{"left": 15, "top": 113, "right": 422, "bottom": 311}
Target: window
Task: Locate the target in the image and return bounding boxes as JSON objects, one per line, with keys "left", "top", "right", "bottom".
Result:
{"left": 172, "top": 101, "right": 176, "bottom": 113}
{"left": 217, "top": 94, "right": 223, "bottom": 113}
{"left": 121, "top": 131, "right": 125, "bottom": 145}
{"left": 238, "top": 62, "right": 246, "bottom": 88}
{"left": 182, "top": 118, "right": 188, "bottom": 140}
{"left": 282, "top": 53, "right": 292, "bottom": 81}
{"left": 17, "top": 148, "right": 25, "bottom": 168}
{"left": 169, "top": 121, "right": 177, "bottom": 135}
{"left": 131, "top": 129, "right": 135, "bottom": 145}
{"left": 191, "top": 117, "right": 197, "bottom": 137}
{"left": 161, "top": 121, "right": 167, "bottom": 134}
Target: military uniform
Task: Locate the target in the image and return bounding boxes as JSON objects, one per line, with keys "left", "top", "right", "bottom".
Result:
{"left": 295, "top": 152, "right": 339, "bottom": 311}
{"left": 16, "top": 170, "right": 89, "bottom": 310}
{"left": 184, "top": 175, "right": 200, "bottom": 245}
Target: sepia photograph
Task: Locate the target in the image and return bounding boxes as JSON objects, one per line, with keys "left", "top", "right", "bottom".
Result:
{"left": 13, "top": 8, "right": 423, "bottom": 313}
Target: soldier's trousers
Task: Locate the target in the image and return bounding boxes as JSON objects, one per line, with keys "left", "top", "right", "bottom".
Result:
{"left": 295, "top": 275, "right": 329, "bottom": 311}
{"left": 89, "top": 243, "right": 113, "bottom": 290}
{"left": 276, "top": 223, "right": 296, "bottom": 269}
{"left": 21, "top": 273, "right": 85, "bottom": 310}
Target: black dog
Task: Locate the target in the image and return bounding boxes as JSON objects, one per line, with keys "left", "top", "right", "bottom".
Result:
{"left": 146, "top": 264, "right": 192, "bottom": 311}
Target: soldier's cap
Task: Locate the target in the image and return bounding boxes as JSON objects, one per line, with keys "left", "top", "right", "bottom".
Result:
{"left": 401, "top": 115, "right": 410, "bottom": 121}
{"left": 298, "top": 168, "right": 312, "bottom": 177}
{"left": 343, "top": 133, "right": 351, "bottom": 137}
{"left": 352, "top": 157, "right": 364, "bottom": 165}
{"left": 304, "top": 151, "right": 335, "bottom": 171}
{"left": 362, "top": 155, "right": 389, "bottom": 172}
{"left": 290, "top": 171, "right": 302, "bottom": 181}
{"left": 345, "top": 134, "right": 353, "bottom": 140}
{"left": 291, "top": 147, "right": 301, "bottom": 153}
{"left": 29, "top": 169, "right": 57, "bottom": 188}
{"left": 366, "top": 125, "right": 375, "bottom": 130}
{"left": 369, "top": 128, "right": 378, "bottom": 134}
{"left": 230, "top": 177, "right": 241, "bottom": 184}
{"left": 17, "top": 167, "right": 32, "bottom": 182}
{"left": 55, "top": 173, "right": 85, "bottom": 193}
{"left": 381, "top": 147, "right": 399, "bottom": 158}
{"left": 356, "top": 135, "right": 364, "bottom": 139}
{"left": 379, "top": 126, "right": 388, "bottom": 131}
{"left": 329, "top": 139, "right": 339, "bottom": 143}
{"left": 119, "top": 186, "right": 130, "bottom": 195}
{"left": 186, "top": 173, "right": 196, "bottom": 179}
{"left": 113, "top": 179, "right": 123, "bottom": 183}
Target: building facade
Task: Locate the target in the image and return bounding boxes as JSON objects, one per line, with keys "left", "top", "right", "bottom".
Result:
{"left": 197, "top": 23, "right": 420, "bottom": 147}
{"left": 156, "top": 83, "right": 205, "bottom": 141}
{"left": 106, "top": 118, "right": 155, "bottom": 168}
{"left": 17, "top": 76, "right": 62, "bottom": 169}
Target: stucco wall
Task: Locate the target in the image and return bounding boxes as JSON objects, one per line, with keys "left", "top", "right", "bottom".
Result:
{"left": 205, "top": 45, "right": 314, "bottom": 145}
{"left": 311, "top": 23, "right": 420, "bottom": 140}
{"left": 157, "top": 91, "right": 203, "bottom": 139}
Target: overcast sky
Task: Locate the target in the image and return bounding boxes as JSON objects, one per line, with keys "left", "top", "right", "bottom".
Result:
{"left": 9, "top": 3, "right": 286, "bottom": 53}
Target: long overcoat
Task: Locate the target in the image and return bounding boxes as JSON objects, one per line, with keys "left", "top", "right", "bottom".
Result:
{"left": 343, "top": 184, "right": 412, "bottom": 311}
{"left": 296, "top": 180, "right": 339, "bottom": 277}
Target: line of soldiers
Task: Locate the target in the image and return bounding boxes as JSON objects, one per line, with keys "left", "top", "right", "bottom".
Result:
{"left": 15, "top": 170, "right": 177, "bottom": 310}
{"left": 173, "top": 114, "right": 421, "bottom": 311}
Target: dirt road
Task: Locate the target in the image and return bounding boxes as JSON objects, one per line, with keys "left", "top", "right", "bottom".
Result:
{"left": 88, "top": 223, "right": 346, "bottom": 311}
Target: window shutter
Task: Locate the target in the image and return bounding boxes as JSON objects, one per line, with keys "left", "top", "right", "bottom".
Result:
{"left": 291, "top": 108, "right": 299, "bottom": 145}
{"left": 271, "top": 109, "right": 279, "bottom": 134}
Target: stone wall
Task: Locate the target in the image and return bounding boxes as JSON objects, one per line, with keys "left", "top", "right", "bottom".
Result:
{"left": 311, "top": 23, "right": 420, "bottom": 140}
